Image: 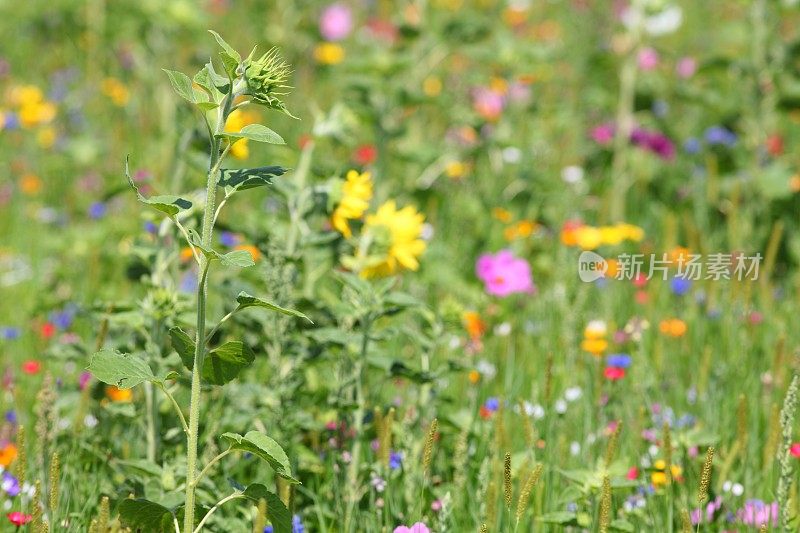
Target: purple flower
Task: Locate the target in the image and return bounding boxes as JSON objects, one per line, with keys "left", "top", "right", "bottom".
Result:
{"left": 630, "top": 127, "right": 675, "bottom": 160}
{"left": 3, "top": 112, "right": 19, "bottom": 130}
{"left": 144, "top": 221, "right": 157, "bottom": 234}
{"left": 1, "top": 472, "right": 20, "bottom": 497}
{"left": 705, "top": 126, "right": 737, "bottom": 147}
{"left": 476, "top": 250, "right": 535, "bottom": 297}
{"left": 319, "top": 3, "right": 353, "bottom": 41}
{"left": 4, "top": 410, "right": 16, "bottom": 424}
{"left": 79, "top": 372, "right": 92, "bottom": 390}
{"left": 393, "top": 524, "right": 430, "bottom": 533}
{"left": 389, "top": 451, "right": 403, "bottom": 470}
{"left": 606, "top": 354, "right": 632, "bottom": 368}
{"left": 264, "top": 514, "right": 304, "bottom": 533}
{"left": 670, "top": 276, "right": 691, "bottom": 296}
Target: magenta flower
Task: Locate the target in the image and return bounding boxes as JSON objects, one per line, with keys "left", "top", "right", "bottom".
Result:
{"left": 591, "top": 123, "right": 615, "bottom": 145}
{"left": 476, "top": 250, "right": 535, "bottom": 297}
{"left": 319, "top": 3, "right": 353, "bottom": 41}
{"left": 737, "top": 500, "right": 778, "bottom": 527}
{"left": 393, "top": 524, "right": 429, "bottom": 533}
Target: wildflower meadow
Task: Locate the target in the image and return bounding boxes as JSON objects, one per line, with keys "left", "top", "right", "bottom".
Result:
{"left": 2, "top": 1, "right": 800, "bottom": 532}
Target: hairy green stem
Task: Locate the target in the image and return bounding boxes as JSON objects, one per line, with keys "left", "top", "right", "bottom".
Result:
{"left": 183, "top": 132, "right": 221, "bottom": 532}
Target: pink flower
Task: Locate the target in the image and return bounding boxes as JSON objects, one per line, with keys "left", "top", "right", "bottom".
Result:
{"left": 319, "top": 3, "right": 353, "bottom": 41}
{"left": 790, "top": 442, "right": 800, "bottom": 458}
{"left": 476, "top": 250, "right": 535, "bottom": 297}
{"left": 676, "top": 57, "right": 697, "bottom": 78}
{"left": 394, "top": 524, "right": 430, "bottom": 533}
{"left": 473, "top": 87, "right": 505, "bottom": 121}
{"left": 7, "top": 512, "right": 32, "bottom": 527}
{"left": 638, "top": 47, "right": 660, "bottom": 71}
{"left": 591, "top": 123, "right": 615, "bottom": 145}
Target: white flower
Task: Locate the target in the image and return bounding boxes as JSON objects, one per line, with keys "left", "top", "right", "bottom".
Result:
{"left": 732, "top": 483, "right": 744, "bottom": 496}
{"left": 570, "top": 441, "right": 581, "bottom": 456}
{"left": 522, "top": 402, "right": 545, "bottom": 419}
{"left": 561, "top": 165, "right": 585, "bottom": 184}
{"left": 564, "top": 386, "right": 583, "bottom": 402}
{"left": 555, "top": 399, "right": 567, "bottom": 414}
{"left": 476, "top": 360, "right": 497, "bottom": 379}
{"left": 84, "top": 414, "right": 98, "bottom": 428}
{"left": 502, "top": 146, "right": 522, "bottom": 163}
{"left": 494, "top": 322, "right": 512, "bottom": 336}
{"left": 648, "top": 444, "right": 660, "bottom": 457}
{"left": 723, "top": 480, "right": 732, "bottom": 492}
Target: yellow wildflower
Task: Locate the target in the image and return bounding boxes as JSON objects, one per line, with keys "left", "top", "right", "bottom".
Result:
{"left": 101, "top": 78, "right": 130, "bottom": 106}
{"left": 314, "top": 42, "right": 345, "bottom": 65}
{"left": 224, "top": 109, "right": 259, "bottom": 160}
{"left": 106, "top": 386, "right": 133, "bottom": 403}
{"left": 361, "top": 200, "right": 426, "bottom": 277}
{"left": 332, "top": 170, "right": 373, "bottom": 238}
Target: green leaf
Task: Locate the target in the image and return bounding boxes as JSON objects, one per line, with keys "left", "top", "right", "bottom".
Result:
{"left": 235, "top": 292, "right": 311, "bottom": 322}
{"left": 162, "top": 69, "right": 195, "bottom": 103}
{"left": 187, "top": 230, "right": 255, "bottom": 268}
{"left": 203, "top": 341, "right": 255, "bottom": 385}
{"left": 169, "top": 326, "right": 195, "bottom": 370}
{"left": 219, "top": 166, "right": 287, "bottom": 191}
{"left": 219, "top": 124, "right": 285, "bottom": 145}
{"left": 118, "top": 499, "right": 174, "bottom": 532}
{"left": 208, "top": 30, "right": 241, "bottom": 78}
{"left": 220, "top": 431, "right": 298, "bottom": 482}
{"left": 242, "top": 484, "right": 292, "bottom": 533}
{"left": 87, "top": 349, "right": 155, "bottom": 389}
{"left": 125, "top": 157, "right": 192, "bottom": 217}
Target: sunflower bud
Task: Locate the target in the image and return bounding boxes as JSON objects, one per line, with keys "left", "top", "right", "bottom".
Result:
{"left": 242, "top": 48, "right": 293, "bottom": 116}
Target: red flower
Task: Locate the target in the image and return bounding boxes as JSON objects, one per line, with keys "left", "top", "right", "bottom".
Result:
{"left": 766, "top": 134, "right": 784, "bottom": 156}
{"left": 790, "top": 442, "right": 800, "bottom": 459}
{"left": 353, "top": 144, "right": 377, "bottom": 166}
{"left": 40, "top": 322, "right": 56, "bottom": 339}
{"left": 7, "top": 512, "right": 32, "bottom": 527}
{"left": 21, "top": 360, "right": 41, "bottom": 375}
{"left": 626, "top": 466, "right": 639, "bottom": 480}
{"left": 479, "top": 405, "right": 492, "bottom": 420}
{"left": 604, "top": 367, "right": 626, "bottom": 381}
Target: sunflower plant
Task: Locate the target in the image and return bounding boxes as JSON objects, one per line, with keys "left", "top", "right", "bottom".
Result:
{"left": 85, "top": 32, "right": 307, "bottom": 533}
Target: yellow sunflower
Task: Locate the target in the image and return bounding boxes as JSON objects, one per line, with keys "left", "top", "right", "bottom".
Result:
{"left": 332, "top": 170, "right": 373, "bottom": 238}
{"left": 361, "top": 200, "right": 426, "bottom": 277}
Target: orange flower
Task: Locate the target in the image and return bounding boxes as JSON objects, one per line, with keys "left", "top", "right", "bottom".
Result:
{"left": 468, "top": 369, "right": 481, "bottom": 384}
{"left": 0, "top": 443, "right": 18, "bottom": 467}
{"left": 669, "top": 246, "right": 691, "bottom": 267}
{"left": 234, "top": 244, "right": 261, "bottom": 262}
{"left": 581, "top": 338, "right": 608, "bottom": 355}
{"left": 180, "top": 247, "right": 195, "bottom": 262}
{"left": 19, "top": 174, "right": 42, "bottom": 195}
{"left": 463, "top": 311, "right": 486, "bottom": 340}
{"left": 503, "top": 220, "right": 537, "bottom": 241}
{"left": 659, "top": 318, "right": 687, "bottom": 338}
{"left": 106, "top": 386, "right": 133, "bottom": 403}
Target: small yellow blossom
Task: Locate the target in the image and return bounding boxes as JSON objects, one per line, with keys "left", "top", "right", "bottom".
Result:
{"left": 101, "top": 78, "right": 130, "bottom": 106}
{"left": 361, "top": 200, "right": 426, "bottom": 277}
{"left": 332, "top": 170, "right": 373, "bottom": 238}
{"left": 314, "top": 42, "right": 345, "bottom": 65}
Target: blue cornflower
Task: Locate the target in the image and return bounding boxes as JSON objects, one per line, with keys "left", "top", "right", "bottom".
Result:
{"left": 1, "top": 327, "right": 20, "bottom": 340}
{"left": 144, "top": 221, "right": 157, "bottom": 234}
{"left": 220, "top": 231, "right": 239, "bottom": 247}
{"left": 670, "top": 276, "right": 691, "bottom": 296}
{"left": 1, "top": 472, "right": 20, "bottom": 497}
{"left": 88, "top": 201, "right": 107, "bottom": 219}
{"left": 389, "top": 451, "right": 403, "bottom": 470}
{"left": 485, "top": 397, "right": 500, "bottom": 412}
{"left": 606, "top": 354, "right": 632, "bottom": 369}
